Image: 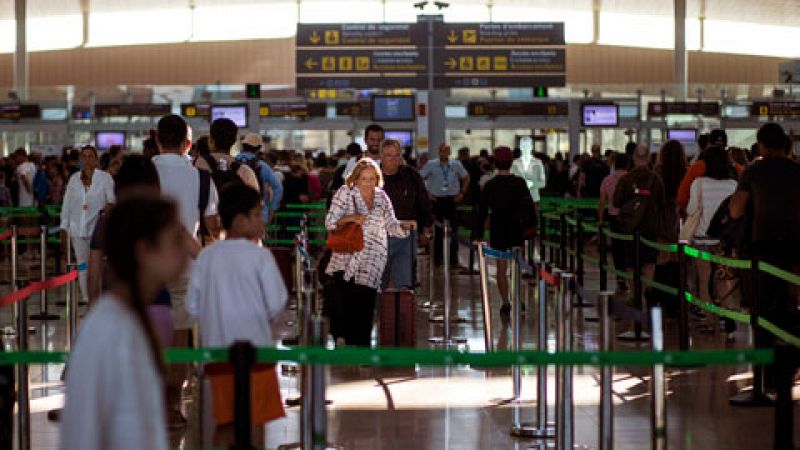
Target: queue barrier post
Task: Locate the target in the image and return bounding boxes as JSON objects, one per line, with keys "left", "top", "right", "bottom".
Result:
{"left": 538, "top": 208, "right": 546, "bottom": 262}
{"left": 575, "top": 214, "right": 587, "bottom": 306}
{"left": 598, "top": 291, "right": 614, "bottom": 450}
{"left": 511, "top": 247, "right": 522, "bottom": 400}
{"left": 429, "top": 221, "right": 466, "bottom": 346}
{"left": 4, "top": 226, "right": 19, "bottom": 337}
{"left": 598, "top": 225, "right": 608, "bottom": 293}
{"left": 30, "top": 225, "right": 59, "bottom": 321}
{"left": 13, "top": 227, "right": 30, "bottom": 450}
{"left": 230, "top": 341, "right": 255, "bottom": 450}
{"left": 729, "top": 258, "right": 772, "bottom": 406}
{"left": 618, "top": 231, "right": 649, "bottom": 342}
{"left": 559, "top": 212, "right": 567, "bottom": 269}
{"left": 477, "top": 244, "right": 493, "bottom": 352}
{"left": 556, "top": 272, "right": 576, "bottom": 450}
{"left": 568, "top": 215, "right": 575, "bottom": 274}
{"left": 650, "top": 306, "right": 666, "bottom": 450}
{"left": 677, "top": 242, "right": 689, "bottom": 351}
{"left": 65, "top": 263, "right": 78, "bottom": 349}
{"left": 420, "top": 225, "right": 436, "bottom": 309}
{"left": 773, "top": 343, "right": 797, "bottom": 450}
{"left": 302, "top": 317, "right": 338, "bottom": 450}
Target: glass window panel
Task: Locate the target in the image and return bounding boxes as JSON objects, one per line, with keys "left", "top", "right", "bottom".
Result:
{"left": 29, "top": 14, "right": 82, "bottom": 51}
{"left": 193, "top": 2, "right": 297, "bottom": 41}
{"left": 299, "top": 0, "right": 383, "bottom": 23}
{"left": 704, "top": 19, "right": 800, "bottom": 58}
{"left": 88, "top": 9, "right": 191, "bottom": 46}
{"left": 491, "top": 7, "right": 593, "bottom": 43}
{"left": 0, "top": 20, "right": 14, "bottom": 53}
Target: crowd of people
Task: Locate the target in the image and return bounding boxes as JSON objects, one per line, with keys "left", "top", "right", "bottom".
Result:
{"left": 0, "top": 114, "right": 792, "bottom": 449}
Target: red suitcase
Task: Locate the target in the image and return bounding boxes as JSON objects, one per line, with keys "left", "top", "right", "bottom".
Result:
{"left": 379, "top": 289, "right": 417, "bottom": 347}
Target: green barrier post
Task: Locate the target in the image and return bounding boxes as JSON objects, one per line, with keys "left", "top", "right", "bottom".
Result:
{"left": 730, "top": 258, "right": 772, "bottom": 406}
{"left": 230, "top": 341, "right": 254, "bottom": 450}
{"left": 773, "top": 343, "right": 797, "bottom": 448}
{"left": 677, "top": 242, "right": 689, "bottom": 351}
{"left": 559, "top": 212, "right": 567, "bottom": 268}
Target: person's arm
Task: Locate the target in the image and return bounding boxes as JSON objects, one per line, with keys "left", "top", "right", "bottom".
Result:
{"left": 203, "top": 181, "right": 221, "bottom": 241}
{"left": 87, "top": 249, "right": 103, "bottom": 303}
{"left": 19, "top": 167, "right": 33, "bottom": 194}
{"left": 532, "top": 162, "right": 547, "bottom": 190}
{"left": 104, "top": 173, "right": 116, "bottom": 206}
{"left": 185, "top": 254, "right": 204, "bottom": 320}
{"left": 729, "top": 166, "right": 753, "bottom": 220}
{"left": 381, "top": 191, "right": 411, "bottom": 237}
{"left": 576, "top": 172, "right": 586, "bottom": 199}
{"left": 325, "top": 187, "right": 363, "bottom": 230}
{"left": 686, "top": 179, "right": 700, "bottom": 216}
{"left": 413, "top": 171, "right": 434, "bottom": 241}
{"left": 677, "top": 161, "right": 704, "bottom": 210}
{"left": 60, "top": 175, "right": 74, "bottom": 232}
{"left": 262, "top": 163, "right": 283, "bottom": 214}
{"left": 260, "top": 250, "right": 289, "bottom": 321}
{"left": 454, "top": 162, "right": 470, "bottom": 203}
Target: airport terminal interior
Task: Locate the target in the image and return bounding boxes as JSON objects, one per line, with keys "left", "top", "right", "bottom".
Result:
{"left": 0, "top": 0, "right": 799, "bottom": 449}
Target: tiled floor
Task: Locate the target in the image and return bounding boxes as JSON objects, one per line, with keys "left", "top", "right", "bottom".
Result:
{"left": 1, "top": 246, "right": 798, "bottom": 449}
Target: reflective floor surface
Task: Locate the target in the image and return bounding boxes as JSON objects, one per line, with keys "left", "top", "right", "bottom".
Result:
{"left": 1, "top": 245, "right": 798, "bottom": 449}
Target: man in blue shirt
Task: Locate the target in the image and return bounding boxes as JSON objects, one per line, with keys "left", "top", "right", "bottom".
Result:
{"left": 237, "top": 133, "right": 283, "bottom": 223}
{"left": 420, "top": 143, "right": 470, "bottom": 267}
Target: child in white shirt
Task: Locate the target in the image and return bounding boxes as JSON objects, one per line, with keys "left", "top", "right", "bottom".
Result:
{"left": 187, "top": 183, "right": 288, "bottom": 447}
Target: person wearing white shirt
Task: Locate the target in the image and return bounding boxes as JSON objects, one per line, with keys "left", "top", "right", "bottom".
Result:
{"left": 187, "top": 184, "right": 287, "bottom": 446}
{"left": 511, "top": 138, "right": 547, "bottom": 205}
{"left": 59, "top": 146, "right": 115, "bottom": 303}
{"left": 61, "top": 195, "right": 190, "bottom": 450}
{"left": 152, "top": 114, "right": 220, "bottom": 427}
{"left": 12, "top": 149, "right": 37, "bottom": 207}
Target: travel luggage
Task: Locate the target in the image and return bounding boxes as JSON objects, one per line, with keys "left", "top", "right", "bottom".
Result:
{"left": 379, "top": 289, "right": 417, "bottom": 347}
{"left": 267, "top": 246, "right": 293, "bottom": 292}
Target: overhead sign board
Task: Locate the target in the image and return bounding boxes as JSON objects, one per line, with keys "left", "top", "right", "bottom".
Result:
{"left": 297, "top": 23, "right": 425, "bottom": 47}
{"left": 647, "top": 102, "right": 720, "bottom": 117}
{"left": 259, "top": 103, "right": 326, "bottom": 118}
{"left": 95, "top": 103, "right": 171, "bottom": 117}
{"left": 467, "top": 101, "right": 568, "bottom": 117}
{"left": 335, "top": 101, "right": 372, "bottom": 118}
{"left": 751, "top": 101, "right": 800, "bottom": 117}
{"left": 295, "top": 21, "right": 566, "bottom": 91}
{"left": 435, "top": 22, "right": 565, "bottom": 46}
{"left": 181, "top": 103, "right": 212, "bottom": 119}
{"left": 296, "top": 48, "right": 428, "bottom": 89}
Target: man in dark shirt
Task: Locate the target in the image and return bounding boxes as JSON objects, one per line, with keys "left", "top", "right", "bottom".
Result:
{"left": 578, "top": 144, "right": 609, "bottom": 198}
{"left": 380, "top": 139, "right": 433, "bottom": 289}
{"left": 730, "top": 123, "right": 800, "bottom": 387}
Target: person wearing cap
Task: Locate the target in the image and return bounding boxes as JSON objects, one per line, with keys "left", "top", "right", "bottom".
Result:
{"left": 473, "top": 146, "right": 535, "bottom": 317}
{"left": 236, "top": 133, "right": 283, "bottom": 223}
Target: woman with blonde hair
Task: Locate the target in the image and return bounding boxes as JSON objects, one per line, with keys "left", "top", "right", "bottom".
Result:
{"left": 325, "top": 159, "right": 417, "bottom": 346}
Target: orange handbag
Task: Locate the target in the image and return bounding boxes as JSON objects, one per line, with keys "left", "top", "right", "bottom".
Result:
{"left": 326, "top": 194, "right": 365, "bottom": 253}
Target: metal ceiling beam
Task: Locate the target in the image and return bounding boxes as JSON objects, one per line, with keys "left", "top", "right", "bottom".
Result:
{"left": 674, "top": 0, "right": 688, "bottom": 101}
{"left": 14, "top": 0, "right": 28, "bottom": 101}
{"left": 81, "top": 0, "right": 90, "bottom": 46}
{"left": 593, "top": 0, "right": 601, "bottom": 44}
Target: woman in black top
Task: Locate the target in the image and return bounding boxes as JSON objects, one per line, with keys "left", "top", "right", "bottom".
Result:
{"left": 474, "top": 147, "right": 535, "bottom": 317}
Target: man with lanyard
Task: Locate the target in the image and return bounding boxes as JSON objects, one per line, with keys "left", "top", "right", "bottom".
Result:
{"left": 420, "top": 143, "right": 470, "bottom": 267}
{"left": 236, "top": 133, "right": 283, "bottom": 224}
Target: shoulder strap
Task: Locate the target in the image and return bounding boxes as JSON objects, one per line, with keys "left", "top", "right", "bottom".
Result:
{"left": 200, "top": 153, "right": 218, "bottom": 172}
{"left": 198, "top": 168, "right": 211, "bottom": 212}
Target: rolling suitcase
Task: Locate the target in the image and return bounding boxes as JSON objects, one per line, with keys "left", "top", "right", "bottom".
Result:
{"left": 379, "top": 289, "right": 417, "bottom": 347}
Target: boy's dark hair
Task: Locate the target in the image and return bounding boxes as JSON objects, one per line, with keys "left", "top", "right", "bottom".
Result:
{"left": 757, "top": 122, "right": 786, "bottom": 152}
{"left": 210, "top": 118, "right": 238, "bottom": 153}
{"left": 614, "top": 153, "right": 629, "bottom": 170}
{"left": 701, "top": 145, "right": 733, "bottom": 180}
{"left": 698, "top": 133, "right": 710, "bottom": 150}
{"left": 709, "top": 129, "right": 728, "bottom": 147}
{"left": 115, "top": 155, "right": 160, "bottom": 196}
{"left": 157, "top": 114, "right": 188, "bottom": 149}
{"left": 495, "top": 159, "right": 513, "bottom": 170}
{"left": 219, "top": 183, "right": 262, "bottom": 230}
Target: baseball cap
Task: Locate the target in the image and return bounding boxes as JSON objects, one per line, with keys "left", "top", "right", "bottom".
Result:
{"left": 242, "top": 133, "right": 263, "bottom": 148}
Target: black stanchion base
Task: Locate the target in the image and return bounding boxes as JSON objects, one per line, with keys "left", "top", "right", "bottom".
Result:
{"left": 728, "top": 390, "right": 775, "bottom": 407}
{"left": 29, "top": 313, "right": 61, "bottom": 321}
{"left": 510, "top": 422, "right": 555, "bottom": 439}
{"left": 284, "top": 396, "right": 334, "bottom": 408}
{"left": 55, "top": 301, "right": 88, "bottom": 307}
{"left": 282, "top": 336, "right": 300, "bottom": 346}
{"left": 584, "top": 316, "right": 599, "bottom": 322}
{"left": 460, "top": 268, "right": 480, "bottom": 276}
{"left": 616, "top": 330, "right": 650, "bottom": 342}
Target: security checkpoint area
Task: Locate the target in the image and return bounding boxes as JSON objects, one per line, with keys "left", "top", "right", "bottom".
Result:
{"left": 0, "top": 0, "right": 799, "bottom": 449}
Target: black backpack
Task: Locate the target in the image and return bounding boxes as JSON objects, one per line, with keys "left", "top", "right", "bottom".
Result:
{"left": 617, "top": 175, "right": 655, "bottom": 234}
{"left": 199, "top": 154, "right": 248, "bottom": 194}
{"left": 234, "top": 154, "right": 265, "bottom": 196}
